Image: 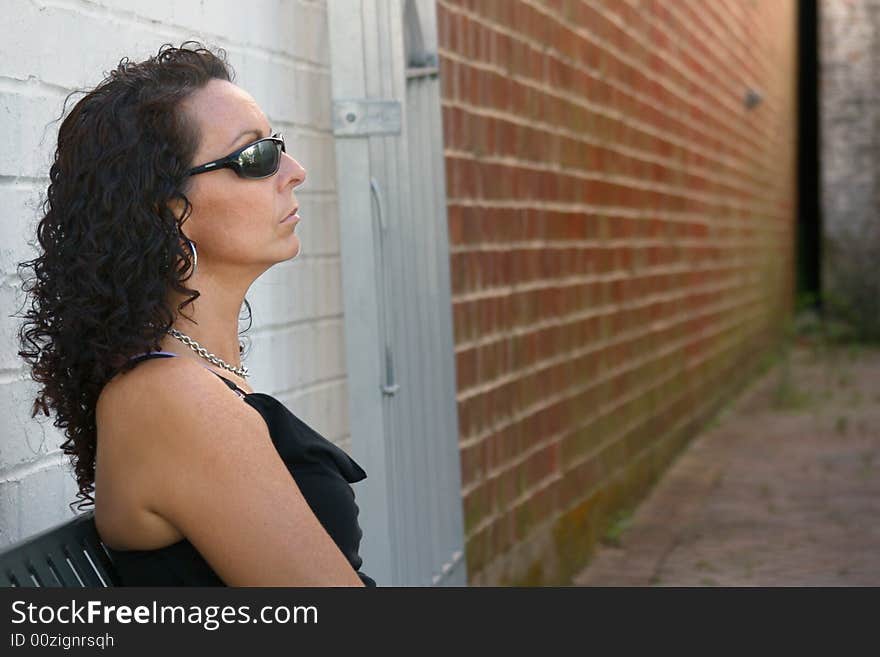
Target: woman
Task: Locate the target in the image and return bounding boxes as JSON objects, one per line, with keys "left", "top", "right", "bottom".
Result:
{"left": 17, "top": 42, "right": 374, "bottom": 586}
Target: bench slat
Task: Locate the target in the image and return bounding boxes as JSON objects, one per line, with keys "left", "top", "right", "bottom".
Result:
{"left": 0, "top": 511, "right": 121, "bottom": 588}
{"left": 86, "top": 540, "right": 118, "bottom": 582}
{"left": 25, "top": 556, "right": 62, "bottom": 587}
{"left": 2, "top": 561, "right": 35, "bottom": 587}
{"left": 61, "top": 543, "right": 105, "bottom": 587}
{"left": 45, "top": 548, "right": 86, "bottom": 587}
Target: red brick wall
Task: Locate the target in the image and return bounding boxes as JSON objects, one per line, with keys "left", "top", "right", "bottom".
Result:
{"left": 437, "top": 0, "right": 798, "bottom": 585}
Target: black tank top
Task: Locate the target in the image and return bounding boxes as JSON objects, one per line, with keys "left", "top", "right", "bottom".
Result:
{"left": 102, "top": 352, "right": 376, "bottom": 587}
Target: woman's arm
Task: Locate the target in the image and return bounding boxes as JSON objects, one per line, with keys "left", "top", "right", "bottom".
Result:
{"left": 105, "top": 357, "right": 365, "bottom": 587}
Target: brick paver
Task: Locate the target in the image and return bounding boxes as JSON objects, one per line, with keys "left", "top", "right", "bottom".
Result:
{"left": 573, "top": 342, "right": 880, "bottom": 586}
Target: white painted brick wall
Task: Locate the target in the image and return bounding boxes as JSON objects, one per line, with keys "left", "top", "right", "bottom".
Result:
{"left": 0, "top": 0, "right": 349, "bottom": 547}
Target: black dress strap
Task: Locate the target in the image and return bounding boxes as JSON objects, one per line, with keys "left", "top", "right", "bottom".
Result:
{"left": 127, "top": 351, "right": 178, "bottom": 366}
{"left": 127, "top": 352, "right": 248, "bottom": 400}
{"left": 208, "top": 371, "right": 249, "bottom": 399}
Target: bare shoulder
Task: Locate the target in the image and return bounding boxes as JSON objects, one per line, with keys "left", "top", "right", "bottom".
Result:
{"left": 95, "top": 356, "right": 364, "bottom": 586}
{"left": 96, "top": 355, "right": 258, "bottom": 501}
{"left": 97, "top": 356, "right": 230, "bottom": 429}
{"left": 95, "top": 356, "right": 243, "bottom": 548}
{"left": 96, "top": 356, "right": 239, "bottom": 473}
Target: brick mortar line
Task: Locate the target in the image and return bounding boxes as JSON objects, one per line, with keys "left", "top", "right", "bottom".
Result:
{"left": 437, "top": 57, "right": 773, "bottom": 187}
{"left": 442, "top": 155, "right": 781, "bottom": 212}
{"left": 453, "top": 269, "right": 778, "bottom": 353}
{"left": 444, "top": 189, "right": 791, "bottom": 219}
{"left": 250, "top": 313, "right": 344, "bottom": 336}
{"left": 613, "top": 0, "right": 783, "bottom": 118}
{"left": 450, "top": 277, "right": 774, "bottom": 319}
{"left": 468, "top": 471, "right": 563, "bottom": 538}
{"left": 0, "top": 74, "right": 76, "bottom": 98}
{"left": 476, "top": 333, "right": 774, "bottom": 569}
{"left": 439, "top": 1, "right": 779, "bottom": 163}
{"left": 263, "top": 255, "right": 341, "bottom": 274}
{"left": 502, "top": 317, "right": 763, "bottom": 520}
{"left": 455, "top": 292, "right": 768, "bottom": 454}
{"left": 0, "top": 449, "right": 66, "bottom": 483}
{"left": 443, "top": 147, "right": 776, "bottom": 207}
{"left": 526, "top": 0, "right": 780, "bottom": 141}
{"left": 461, "top": 307, "right": 765, "bottom": 503}
{"left": 618, "top": 0, "right": 777, "bottom": 114}
{"left": 272, "top": 245, "right": 337, "bottom": 266}
{"left": 680, "top": 0, "right": 773, "bottom": 84}
{"left": 0, "top": 75, "right": 338, "bottom": 141}
{"left": 270, "top": 372, "right": 348, "bottom": 403}
{"left": 439, "top": 90, "right": 784, "bottom": 189}
{"left": 551, "top": 332, "right": 762, "bottom": 523}
{"left": 450, "top": 237, "right": 790, "bottom": 253}
{"left": 650, "top": 0, "right": 793, "bottom": 120}
{"left": 461, "top": 292, "right": 761, "bottom": 436}
{"left": 693, "top": 1, "right": 776, "bottom": 82}
{"left": 440, "top": 100, "right": 782, "bottom": 196}
{"left": 1, "top": 272, "right": 26, "bottom": 288}
{"left": 697, "top": 1, "right": 748, "bottom": 46}
{"left": 0, "top": 368, "right": 28, "bottom": 385}
{"left": 442, "top": 147, "right": 776, "bottom": 203}
{"left": 447, "top": 196, "right": 790, "bottom": 222}
{"left": 581, "top": 313, "right": 765, "bottom": 436}
{"left": 450, "top": 252, "right": 787, "bottom": 308}
{"left": 440, "top": 0, "right": 761, "bottom": 149}
{"left": 247, "top": 313, "right": 343, "bottom": 335}
{"left": 466, "top": 411, "right": 679, "bottom": 543}
{"left": 0, "top": 175, "right": 49, "bottom": 186}
{"left": 35, "top": 0, "right": 332, "bottom": 74}
{"left": 265, "top": 252, "right": 342, "bottom": 264}
{"left": 457, "top": 263, "right": 783, "bottom": 311}
{"left": 506, "top": 470, "right": 564, "bottom": 515}
{"left": 445, "top": 200, "right": 793, "bottom": 229}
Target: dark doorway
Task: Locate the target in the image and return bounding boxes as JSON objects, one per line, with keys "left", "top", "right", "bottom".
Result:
{"left": 797, "top": 0, "right": 821, "bottom": 307}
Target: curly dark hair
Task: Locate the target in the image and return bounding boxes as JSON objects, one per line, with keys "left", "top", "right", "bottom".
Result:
{"left": 15, "top": 41, "right": 253, "bottom": 512}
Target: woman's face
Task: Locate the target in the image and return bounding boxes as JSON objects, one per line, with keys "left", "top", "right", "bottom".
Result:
{"left": 177, "top": 79, "right": 306, "bottom": 278}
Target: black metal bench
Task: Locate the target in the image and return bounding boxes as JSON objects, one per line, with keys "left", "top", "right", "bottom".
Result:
{"left": 0, "top": 511, "right": 120, "bottom": 587}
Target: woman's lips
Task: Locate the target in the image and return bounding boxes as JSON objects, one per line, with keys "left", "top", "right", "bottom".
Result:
{"left": 281, "top": 209, "right": 300, "bottom": 224}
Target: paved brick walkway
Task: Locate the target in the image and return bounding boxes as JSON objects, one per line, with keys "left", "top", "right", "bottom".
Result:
{"left": 573, "top": 342, "right": 880, "bottom": 586}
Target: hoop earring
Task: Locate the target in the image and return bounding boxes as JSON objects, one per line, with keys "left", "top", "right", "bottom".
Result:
{"left": 187, "top": 239, "right": 198, "bottom": 276}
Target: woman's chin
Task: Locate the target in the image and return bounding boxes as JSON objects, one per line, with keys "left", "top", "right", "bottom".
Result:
{"left": 283, "top": 235, "right": 301, "bottom": 261}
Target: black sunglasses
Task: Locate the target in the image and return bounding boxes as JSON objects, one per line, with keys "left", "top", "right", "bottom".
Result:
{"left": 187, "top": 133, "right": 286, "bottom": 179}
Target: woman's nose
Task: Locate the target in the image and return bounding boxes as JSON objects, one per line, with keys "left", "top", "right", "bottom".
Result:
{"left": 282, "top": 153, "right": 306, "bottom": 187}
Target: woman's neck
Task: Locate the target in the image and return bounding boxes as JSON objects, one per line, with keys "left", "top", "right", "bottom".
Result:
{"left": 162, "top": 269, "right": 253, "bottom": 368}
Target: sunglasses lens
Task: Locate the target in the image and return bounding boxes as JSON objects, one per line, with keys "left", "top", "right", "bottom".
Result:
{"left": 238, "top": 139, "right": 282, "bottom": 178}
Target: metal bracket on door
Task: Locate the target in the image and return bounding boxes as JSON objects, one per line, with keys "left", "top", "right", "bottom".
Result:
{"left": 405, "top": 64, "right": 439, "bottom": 80}
{"left": 333, "top": 99, "right": 402, "bottom": 137}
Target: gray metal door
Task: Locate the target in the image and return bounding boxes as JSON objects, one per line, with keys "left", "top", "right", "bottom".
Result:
{"left": 328, "top": 0, "right": 466, "bottom": 586}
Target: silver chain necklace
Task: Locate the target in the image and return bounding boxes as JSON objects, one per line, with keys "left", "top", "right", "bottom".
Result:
{"left": 167, "top": 328, "right": 250, "bottom": 378}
